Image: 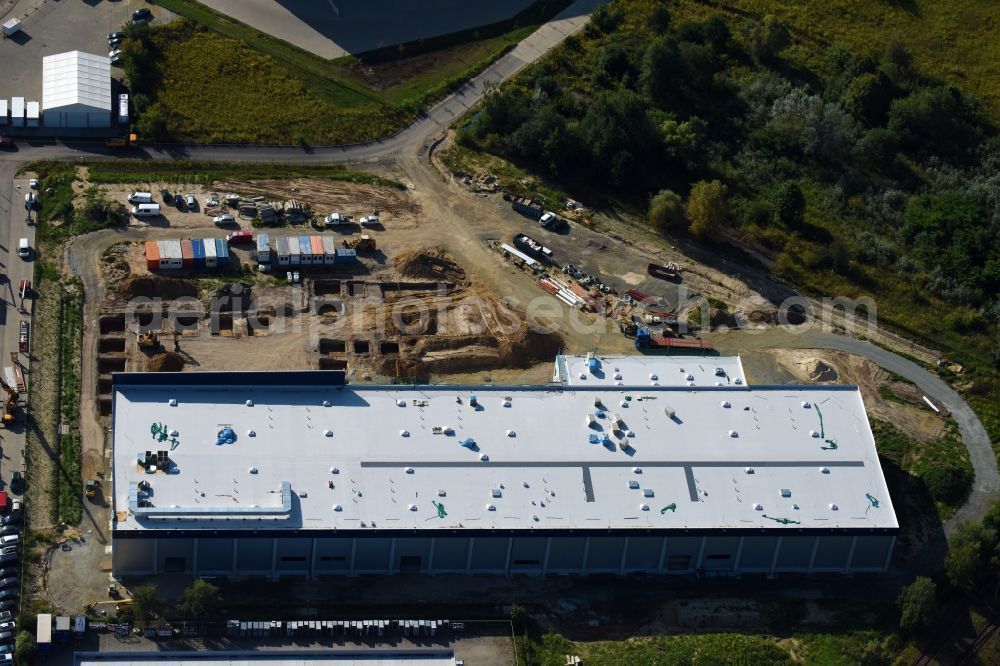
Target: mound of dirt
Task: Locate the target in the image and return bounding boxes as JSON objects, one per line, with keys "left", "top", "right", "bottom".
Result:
{"left": 147, "top": 352, "right": 185, "bottom": 372}
{"left": 393, "top": 250, "right": 467, "bottom": 284}
{"left": 122, "top": 276, "right": 198, "bottom": 300}
{"left": 799, "top": 357, "right": 838, "bottom": 382}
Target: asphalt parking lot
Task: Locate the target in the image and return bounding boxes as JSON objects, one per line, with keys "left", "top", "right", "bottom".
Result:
{"left": 0, "top": 0, "right": 169, "bottom": 105}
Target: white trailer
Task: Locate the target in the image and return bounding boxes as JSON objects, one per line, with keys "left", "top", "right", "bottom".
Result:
{"left": 26, "top": 101, "right": 39, "bottom": 127}
{"left": 0, "top": 99, "right": 7, "bottom": 125}
{"left": 203, "top": 237, "right": 218, "bottom": 268}
{"left": 2, "top": 18, "right": 22, "bottom": 37}
{"left": 11, "top": 97, "right": 24, "bottom": 127}
{"left": 322, "top": 236, "right": 338, "bottom": 265}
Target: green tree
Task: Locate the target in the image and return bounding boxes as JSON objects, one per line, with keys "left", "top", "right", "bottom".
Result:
{"left": 15, "top": 630, "right": 36, "bottom": 664}
{"left": 773, "top": 181, "right": 805, "bottom": 227}
{"left": 946, "top": 522, "right": 988, "bottom": 592}
{"left": 748, "top": 15, "right": 790, "bottom": 63}
{"left": 178, "top": 579, "right": 222, "bottom": 620}
{"left": 687, "top": 180, "right": 728, "bottom": 239}
{"left": 131, "top": 584, "right": 162, "bottom": 628}
{"left": 648, "top": 5, "right": 671, "bottom": 33}
{"left": 135, "top": 102, "right": 170, "bottom": 142}
{"left": 648, "top": 189, "right": 685, "bottom": 232}
{"left": 640, "top": 35, "right": 682, "bottom": 107}
{"left": 897, "top": 577, "right": 937, "bottom": 633}
{"left": 842, "top": 72, "right": 895, "bottom": 126}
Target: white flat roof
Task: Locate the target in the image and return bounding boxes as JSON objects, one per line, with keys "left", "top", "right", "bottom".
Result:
{"left": 42, "top": 51, "right": 111, "bottom": 111}
{"left": 76, "top": 650, "right": 455, "bottom": 666}
{"left": 556, "top": 354, "right": 746, "bottom": 387}
{"left": 112, "top": 373, "right": 897, "bottom": 534}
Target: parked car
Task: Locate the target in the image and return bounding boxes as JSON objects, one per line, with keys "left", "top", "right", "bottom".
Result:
{"left": 0, "top": 589, "right": 17, "bottom": 601}
{"left": 0, "top": 572, "right": 15, "bottom": 582}
{"left": 8, "top": 474, "right": 22, "bottom": 495}
{"left": 185, "top": 193, "right": 196, "bottom": 209}
{"left": 28, "top": 179, "right": 37, "bottom": 189}
{"left": 23, "top": 193, "right": 35, "bottom": 211}
{"left": 0, "top": 612, "right": 13, "bottom": 622}
{"left": 0, "top": 136, "right": 13, "bottom": 149}
{"left": 0, "top": 632, "right": 10, "bottom": 642}
{"left": 0, "top": 622, "right": 13, "bottom": 633}
{"left": 0, "top": 577, "right": 17, "bottom": 589}
{"left": 108, "top": 31, "right": 124, "bottom": 44}
{"left": 109, "top": 48, "right": 122, "bottom": 63}
{"left": 0, "top": 602, "right": 15, "bottom": 612}
{"left": 132, "top": 7, "right": 153, "bottom": 22}
{"left": 359, "top": 215, "right": 380, "bottom": 226}
{"left": 174, "top": 194, "right": 185, "bottom": 209}
{"left": 213, "top": 214, "right": 235, "bottom": 226}
{"left": 161, "top": 189, "right": 173, "bottom": 203}
{"left": 0, "top": 528, "right": 15, "bottom": 537}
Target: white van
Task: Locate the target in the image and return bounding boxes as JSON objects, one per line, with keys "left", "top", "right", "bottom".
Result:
{"left": 131, "top": 203, "right": 161, "bottom": 217}
{"left": 16, "top": 238, "right": 29, "bottom": 258}
{"left": 0, "top": 536, "right": 16, "bottom": 547}
{"left": 128, "top": 191, "right": 153, "bottom": 204}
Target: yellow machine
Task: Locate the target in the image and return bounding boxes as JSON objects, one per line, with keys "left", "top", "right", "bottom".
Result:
{"left": 343, "top": 235, "right": 376, "bottom": 252}
{"left": 0, "top": 378, "right": 18, "bottom": 425}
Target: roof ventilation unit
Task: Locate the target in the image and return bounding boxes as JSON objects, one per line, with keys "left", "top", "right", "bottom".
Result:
{"left": 522, "top": 481, "right": 530, "bottom": 488}
{"left": 397, "top": 399, "right": 405, "bottom": 407}
{"left": 663, "top": 405, "right": 676, "bottom": 419}
{"left": 460, "top": 438, "right": 476, "bottom": 449}
{"left": 437, "top": 489, "right": 446, "bottom": 496}
{"left": 620, "top": 400, "right": 629, "bottom": 408}
{"left": 744, "top": 467, "right": 754, "bottom": 474}
{"left": 502, "top": 399, "right": 512, "bottom": 407}
{"left": 753, "top": 503, "right": 763, "bottom": 511}
{"left": 593, "top": 397, "right": 602, "bottom": 407}
{"left": 820, "top": 467, "right": 830, "bottom": 474}
{"left": 443, "top": 425, "right": 455, "bottom": 435}
{"left": 802, "top": 401, "right": 812, "bottom": 409}
{"left": 649, "top": 373, "right": 658, "bottom": 381}
{"left": 639, "top": 504, "right": 650, "bottom": 511}
{"left": 333, "top": 504, "right": 342, "bottom": 511}
{"left": 585, "top": 414, "right": 597, "bottom": 427}
{"left": 479, "top": 453, "right": 489, "bottom": 462}
{"left": 491, "top": 488, "right": 502, "bottom": 498}
{"left": 643, "top": 488, "right": 654, "bottom": 497}
{"left": 686, "top": 374, "right": 694, "bottom": 381}
{"left": 486, "top": 504, "right": 496, "bottom": 511}
{"left": 578, "top": 373, "right": 587, "bottom": 380}
{"left": 829, "top": 503, "right": 839, "bottom": 510}
{"left": 330, "top": 467, "right": 339, "bottom": 474}
{"left": 246, "top": 399, "right": 253, "bottom": 407}
{"left": 614, "top": 372, "right": 622, "bottom": 380}
{"left": 323, "top": 400, "right": 331, "bottom": 407}
{"left": 408, "top": 504, "right": 417, "bottom": 511}
{"left": 400, "top": 430, "right": 410, "bottom": 437}
{"left": 729, "top": 430, "right": 739, "bottom": 438}
{"left": 404, "top": 467, "right": 414, "bottom": 474}
{"left": 248, "top": 467, "right": 258, "bottom": 474}
{"left": 506, "top": 430, "right": 516, "bottom": 437}
{"left": 324, "top": 429, "right": 333, "bottom": 437}
{"left": 469, "top": 395, "right": 478, "bottom": 407}
{"left": 628, "top": 480, "right": 640, "bottom": 489}
{"left": 168, "top": 398, "right": 178, "bottom": 406}
{"left": 633, "top": 467, "right": 643, "bottom": 474}
{"left": 721, "top": 401, "right": 731, "bottom": 408}
{"left": 810, "top": 430, "right": 820, "bottom": 438}
{"left": 780, "top": 488, "right": 791, "bottom": 497}
{"left": 734, "top": 378, "right": 743, "bottom": 385}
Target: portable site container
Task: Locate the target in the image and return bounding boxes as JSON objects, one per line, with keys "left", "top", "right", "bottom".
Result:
{"left": 275, "top": 236, "right": 290, "bottom": 266}
{"left": 191, "top": 239, "right": 206, "bottom": 268}
{"left": 288, "top": 236, "right": 301, "bottom": 265}
{"left": 0, "top": 99, "right": 7, "bottom": 125}
{"left": 37, "top": 614, "right": 52, "bottom": 654}
{"left": 55, "top": 615, "right": 71, "bottom": 639}
{"left": 335, "top": 248, "right": 357, "bottom": 264}
{"left": 215, "top": 238, "right": 229, "bottom": 267}
{"left": 310, "top": 235, "right": 324, "bottom": 263}
{"left": 26, "top": 101, "right": 39, "bottom": 127}
{"left": 159, "top": 240, "right": 183, "bottom": 270}
{"left": 299, "top": 236, "right": 314, "bottom": 264}
{"left": 180, "top": 240, "right": 194, "bottom": 268}
{"left": 322, "top": 236, "right": 338, "bottom": 265}
{"left": 11, "top": 97, "right": 24, "bottom": 127}
{"left": 145, "top": 240, "right": 160, "bottom": 271}
{"left": 257, "top": 233, "right": 271, "bottom": 263}
{"left": 73, "top": 615, "right": 86, "bottom": 638}
{"left": 203, "top": 237, "right": 218, "bottom": 267}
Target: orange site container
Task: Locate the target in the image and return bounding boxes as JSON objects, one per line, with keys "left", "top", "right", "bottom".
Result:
{"left": 310, "top": 235, "right": 324, "bottom": 256}
{"left": 145, "top": 240, "right": 159, "bottom": 271}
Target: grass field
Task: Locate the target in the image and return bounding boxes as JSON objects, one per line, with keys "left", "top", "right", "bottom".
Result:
{"left": 84, "top": 160, "right": 404, "bottom": 188}
{"left": 144, "top": 0, "right": 570, "bottom": 143}
{"left": 701, "top": 0, "right": 1000, "bottom": 119}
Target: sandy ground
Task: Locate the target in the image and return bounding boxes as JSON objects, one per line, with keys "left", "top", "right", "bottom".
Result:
{"left": 746, "top": 348, "right": 947, "bottom": 442}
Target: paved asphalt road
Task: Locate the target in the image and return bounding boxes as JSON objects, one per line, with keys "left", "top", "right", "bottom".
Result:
{"left": 0, "top": 0, "right": 995, "bottom": 535}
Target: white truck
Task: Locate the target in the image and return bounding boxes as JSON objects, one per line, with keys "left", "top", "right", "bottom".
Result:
{"left": 2, "top": 18, "right": 22, "bottom": 37}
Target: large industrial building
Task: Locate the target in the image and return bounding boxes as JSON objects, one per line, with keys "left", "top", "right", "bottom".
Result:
{"left": 110, "top": 368, "right": 897, "bottom": 578}
{"left": 74, "top": 650, "right": 458, "bottom": 666}
{"left": 555, "top": 353, "right": 747, "bottom": 387}
{"left": 42, "top": 50, "right": 111, "bottom": 128}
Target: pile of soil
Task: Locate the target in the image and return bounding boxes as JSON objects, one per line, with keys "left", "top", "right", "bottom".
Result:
{"left": 800, "top": 357, "right": 839, "bottom": 382}
{"left": 121, "top": 276, "right": 198, "bottom": 299}
{"left": 393, "top": 249, "right": 467, "bottom": 284}
{"left": 147, "top": 352, "right": 185, "bottom": 372}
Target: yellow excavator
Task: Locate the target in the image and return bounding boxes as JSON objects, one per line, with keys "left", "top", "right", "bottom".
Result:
{"left": 1, "top": 378, "right": 19, "bottom": 425}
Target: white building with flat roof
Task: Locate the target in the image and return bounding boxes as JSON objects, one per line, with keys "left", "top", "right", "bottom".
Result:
{"left": 555, "top": 353, "right": 746, "bottom": 387}
{"left": 42, "top": 51, "right": 111, "bottom": 128}
{"left": 111, "top": 370, "right": 897, "bottom": 578}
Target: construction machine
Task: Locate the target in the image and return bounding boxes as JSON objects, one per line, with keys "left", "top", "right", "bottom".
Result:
{"left": 343, "top": 234, "right": 376, "bottom": 252}
{"left": 0, "top": 378, "right": 18, "bottom": 425}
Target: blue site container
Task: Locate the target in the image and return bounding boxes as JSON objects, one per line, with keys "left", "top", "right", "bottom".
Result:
{"left": 191, "top": 239, "right": 206, "bottom": 268}
{"left": 215, "top": 238, "right": 230, "bottom": 266}
{"left": 335, "top": 248, "right": 357, "bottom": 264}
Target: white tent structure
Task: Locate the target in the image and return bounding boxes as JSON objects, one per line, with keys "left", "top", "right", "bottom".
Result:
{"left": 42, "top": 51, "right": 111, "bottom": 128}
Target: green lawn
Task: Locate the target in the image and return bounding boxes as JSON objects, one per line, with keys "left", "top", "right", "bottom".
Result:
{"left": 143, "top": 0, "right": 571, "bottom": 143}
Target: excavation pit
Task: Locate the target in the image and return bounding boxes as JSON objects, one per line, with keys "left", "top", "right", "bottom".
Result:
{"left": 98, "top": 337, "right": 126, "bottom": 353}
{"left": 353, "top": 340, "right": 370, "bottom": 354}
{"left": 319, "top": 339, "right": 346, "bottom": 354}
{"left": 380, "top": 341, "right": 400, "bottom": 355}
{"left": 98, "top": 356, "right": 127, "bottom": 373}
{"left": 319, "top": 358, "right": 348, "bottom": 370}
{"left": 99, "top": 315, "right": 126, "bottom": 334}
